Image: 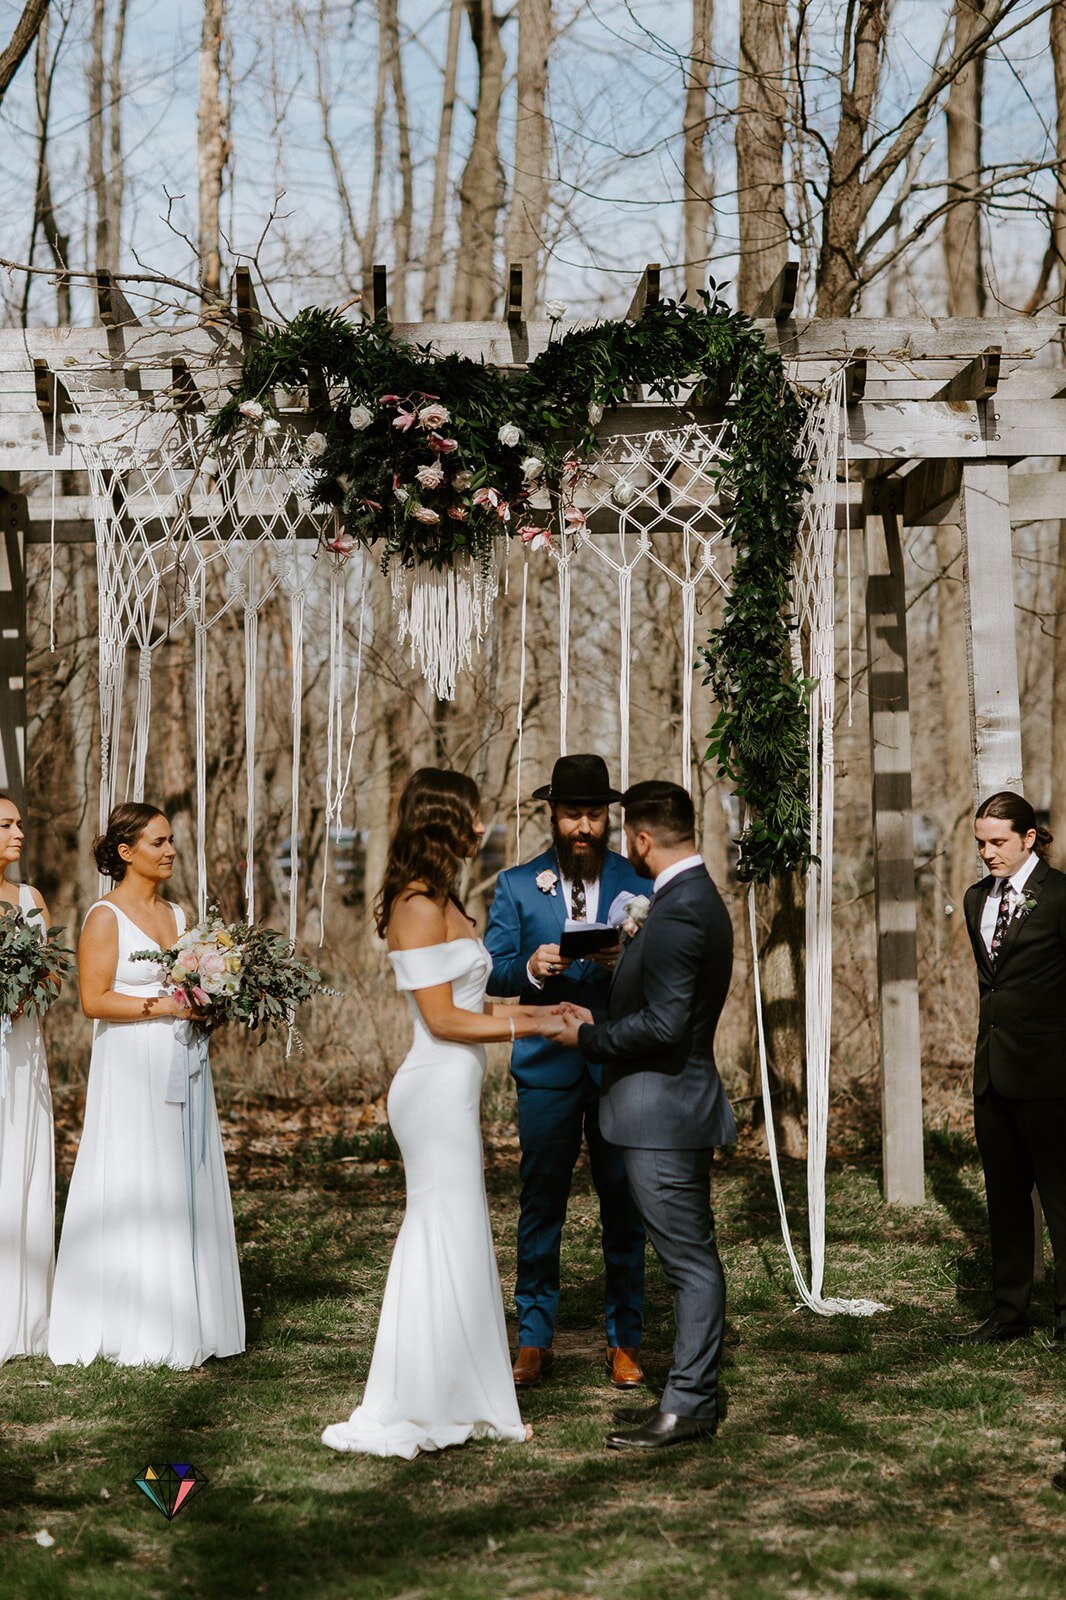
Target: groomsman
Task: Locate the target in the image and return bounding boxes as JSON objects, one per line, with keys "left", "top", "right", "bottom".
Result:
{"left": 484, "top": 754, "right": 648, "bottom": 1389}
{"left": 954, "top": 791, "right": 1066, "bottom": 1345}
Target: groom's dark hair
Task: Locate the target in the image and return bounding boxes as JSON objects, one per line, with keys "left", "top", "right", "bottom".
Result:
{"left": 623, "top": 781, "right": 696, "bottom": 846}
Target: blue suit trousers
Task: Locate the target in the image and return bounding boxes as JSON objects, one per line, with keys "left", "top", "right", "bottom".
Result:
{"left": 514, "top": 1072, "right": 645, "bottom": 1349}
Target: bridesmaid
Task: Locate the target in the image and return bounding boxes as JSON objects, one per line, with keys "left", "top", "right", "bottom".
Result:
{"left": 0, "top": 794, "right": 56, "bottom": 1365}
{"left": 48, "top": 802, "right": 244, "bottom": 1369}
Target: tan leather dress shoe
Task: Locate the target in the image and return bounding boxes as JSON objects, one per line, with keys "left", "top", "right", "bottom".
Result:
{"left": 606, "top": 1345, "right": 644, "bottom": 1387}
{"left": 512, "top": 1346, "right": 554, "bottom": 1387}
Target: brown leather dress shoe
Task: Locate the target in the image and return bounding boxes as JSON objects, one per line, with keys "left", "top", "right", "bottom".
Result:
{"left": 606, "top": 1345, "right": 644, "bottom": 1388}
{"left": 512, "top": 1346, "right": 554, "bottom": 1387}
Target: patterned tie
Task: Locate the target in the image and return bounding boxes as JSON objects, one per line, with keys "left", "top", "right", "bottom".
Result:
{"left": 571, "top": 878, "right": 587, "bottom": 921}
{"left": 990, "top": 882, "right": 1013, "bottom": 961}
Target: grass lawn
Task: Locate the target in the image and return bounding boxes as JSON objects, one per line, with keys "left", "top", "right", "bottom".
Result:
{"left": 1, "top": 1106, "right": 1064, "bottom": 1600}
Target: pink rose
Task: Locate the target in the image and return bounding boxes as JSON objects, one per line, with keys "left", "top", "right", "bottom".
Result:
{"left": 200, "top": 952, "right": 227, "bottom": 976}
{"left": 410, "top": 504, "right": 440, "bottom": 524}
{"left": 418, "top": 403, "right": 451, "bottom": 430}
{"left": 415, "top": 462, "right": 445, "bottom": 490}
{"left": 178, "top": 952, "right": 201, "bottom": 973}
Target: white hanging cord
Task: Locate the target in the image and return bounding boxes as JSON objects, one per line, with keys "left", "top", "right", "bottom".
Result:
{"left": 680, "top": 526, "right": 696, "bottom": 791}
{"left": 288, "top": 577, "right": 306, "bottom": 948}
{"left": 130, "top": 645, "right": 153, "bottom": 801}
{"left": 557, "top": 534, "right": 572, "bottom": 755}
{"left": 336, "top": 571, "right": 368, "bottom": 821}
{"left": 514, "top": 555, "right": 529, "bottom": 860}
{"left": 617, "top": 532, "right": 633, "bottom": 790}
{"left": 318, "top": 557, "right": 347, "bottom": 945}
{"left": 193, "top": 615, "right": 209, "bottom": 921}
{"left": 243, "top": 604, "right": 259, "bottom": 921}
{"left": 748, "top": 887, "right": 887, "bottom": 1316}
{"left": 841, "top": 373, "right": 855, "bottom": 729}
{"left": 49, "top": 370, "right": 58, "bottom": 653}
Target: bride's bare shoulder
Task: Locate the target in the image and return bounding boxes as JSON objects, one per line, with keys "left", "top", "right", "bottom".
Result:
{"left": 387, "top": 885, "right": 448, "bottom": 951}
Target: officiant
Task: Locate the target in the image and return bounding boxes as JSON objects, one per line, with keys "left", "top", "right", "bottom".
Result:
{"left": 485, "top": 754, "right": 648, "bottom": 1390}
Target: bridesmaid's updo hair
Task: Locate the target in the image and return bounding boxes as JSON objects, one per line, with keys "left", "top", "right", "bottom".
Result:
{"left": 93, "top": 802, "right": 167, "bottom": 881}
{"left": 375, "top": 768, "right": 480, "bottom": 939}
{"left": 975, "top": 791, "right": 1053, "bottom": 857}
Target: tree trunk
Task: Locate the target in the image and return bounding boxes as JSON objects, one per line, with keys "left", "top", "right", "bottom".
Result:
{"left": 106, "top": 0, "right": 128, "bottom": 272}
{"left": 0, "top": 0, "right": 50, "bottom": 106}
{"left": 944, "top": 0, "right": 986, "bottom": 317}
{"left": 502, "top": 0, "right": 552, "bottom": 317}
{"left": 422, "top": 0, "right": 463, "bottom": 320}
{"left": 384, "top": 0, "right": 413, "bottom": 321}
{"left": 1049, "top": 4, "right": 1066, "bottom": 846}
{"left": 197, "top": 0, "right": 228, "bottom": 306}
{"left": 88, "top": 0, "right": 109, "bottom": 275}
{"left": 753, "top": 873, "right": 806, "bottom": 1157}
{"left": 451, "top": 0, "right": 505, "bottom": 321}
{"left": 736, "top": 0, "right": 788, "bottom": 312}
{"left": 362, "top": 0, "right": 390, "bottom": 308}
{"left": 815, "top": 1, "right": 888, "bottom": 317}
{"left": 25, "top": 8, "right": 70, "bottom": 324}
{"left": 683, "top": 0, "right": 714, "bottom": 301}
{"left": 934, "top": 522, "right": 979, "bottom": 916}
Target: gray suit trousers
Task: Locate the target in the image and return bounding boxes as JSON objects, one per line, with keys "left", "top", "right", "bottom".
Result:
{"left": 622, "top": 1145, "right": 723, "bottom": 1420}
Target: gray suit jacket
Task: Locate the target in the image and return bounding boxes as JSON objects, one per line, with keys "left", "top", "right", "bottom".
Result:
{"left": 577, "top": 864, "right": 737, "bottom": 1150}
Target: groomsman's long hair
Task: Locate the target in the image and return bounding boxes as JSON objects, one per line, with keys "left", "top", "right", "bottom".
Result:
{"left": 375, "top": 768, "right": 481, "bottom": 938}
{"left": 975, "top": 791, "right": 1053, "bottom": 858}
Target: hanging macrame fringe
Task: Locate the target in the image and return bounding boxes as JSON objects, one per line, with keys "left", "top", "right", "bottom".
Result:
{"left": 391, "top": 552, "right": 499, "bottom": 701}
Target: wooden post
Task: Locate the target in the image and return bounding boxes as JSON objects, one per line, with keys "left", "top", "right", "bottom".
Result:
{"left": 0, "top": 484, "right": 28, "bottom": 859}
{"left": 958, "top": 460, "right": 1043, "bottom": 1276}
{"left": 865, "top": 483, "right": 926, "bottom": 1204}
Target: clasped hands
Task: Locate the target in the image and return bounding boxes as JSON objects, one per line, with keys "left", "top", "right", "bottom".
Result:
{"left": 541, "top": 999, "right": 594, "bottom": 1048}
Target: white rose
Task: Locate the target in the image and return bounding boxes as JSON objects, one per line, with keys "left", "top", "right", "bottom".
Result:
{"left": 453, "top": 470, "right": 473, "bottom": 491}
{"left": 305, "top": 432, "right": 327, "bottom": 458}
{"left": 238, "top": 399, "right": 264, "bottom": 421}
{"left": 545, "top": 299, "right": 567, "bottom": 321}
{"left": 498, "top": 423, "right": 522, "bottom": 448}
{"left": 611, "top": 477, "right": 636, "bottom": 508}
{"left": 587, "top": 402, "right": 604, "bottom": 426}
{"left": 349, "top": 404, "right": 373, "bottom": 431}
{"left": 394, "top": 485, "right": 410, "bottom": 503}
{"left": 261, "top": 417, "right": 281, "bottom": 438}
{"left": 520, "top": 455, "right": 544, "bottom": 481}
{"left": 200, "top": 456, "right": 219, "bottom": 478}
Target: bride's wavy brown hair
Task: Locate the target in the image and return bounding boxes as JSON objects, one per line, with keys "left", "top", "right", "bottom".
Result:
{"left": 374, "top": 768, "right": 481, "bottom": 938}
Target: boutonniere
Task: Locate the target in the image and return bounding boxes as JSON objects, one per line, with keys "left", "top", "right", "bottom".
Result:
{"left": 1017, "top": 891, "right": 1038, "bottom": 920}
{"left": 535, "top": 869, "right": 558, "bottom": 897}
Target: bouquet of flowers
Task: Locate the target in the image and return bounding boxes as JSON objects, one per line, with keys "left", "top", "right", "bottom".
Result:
{"left": 132, "top": 908, "right": 333, "bottom": 1044}
{"left": 0, "top": 904, "right": 75, "bottom": 1020}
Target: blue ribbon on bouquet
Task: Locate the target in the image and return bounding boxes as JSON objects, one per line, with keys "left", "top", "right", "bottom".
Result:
{"left": 165, "top": 1020, "right": 211, "bottom": 1235}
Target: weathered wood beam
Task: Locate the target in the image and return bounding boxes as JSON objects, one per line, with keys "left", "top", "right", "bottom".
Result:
{"left": 959, "top": 461, "right": 1023, "bottom": 798}
{"left": 372, "top": 264, "right": 389, "bottom": 323}
{"left": 626, "top": 264, "right": 661, "bottom": 321}
{"left": 234, "top": 265, "right": 263, "bottom": 337}
{"left": 864, "top": 479, "right": 925, "bottom": 1206}
{"left": 902, "top": 458, "right": 962, "bottom": 526}
{"left": 506, "top": 264, "right": 524, "bottom": 326}
{"left": 932, "top": 345, "right": 1001, "bottom": 403}
{"left": 95, "top": 269, "right": 141, "bottom": 329}
{"left": 1008, "top": 469, "right": 1066, "bottom": 524}
{"left": 171, "top": 357, "right": 205, "bottom": 415}
{"left": 845, "top": 348, "right": 869, "bottom": 405}
{"left": 755, "top": 260, "right": 799, "bottom": 322}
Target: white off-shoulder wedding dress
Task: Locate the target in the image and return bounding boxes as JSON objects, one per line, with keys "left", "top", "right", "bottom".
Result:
{"left": 322, "top": 938, "right": 526, "bottom": 1459}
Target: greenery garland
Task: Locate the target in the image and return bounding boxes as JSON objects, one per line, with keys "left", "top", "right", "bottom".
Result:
{"left": 212, "top": 291, "right": 812, "bottom": 881}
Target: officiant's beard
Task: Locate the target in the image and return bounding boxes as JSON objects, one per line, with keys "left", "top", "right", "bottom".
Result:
{"left": 551, "top": 819, "right": 611, "bottom": 883}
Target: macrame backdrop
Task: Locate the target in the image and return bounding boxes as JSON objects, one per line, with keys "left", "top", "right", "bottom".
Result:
{"left": 64, "top": 361, "right": 883, "bottom": 1316}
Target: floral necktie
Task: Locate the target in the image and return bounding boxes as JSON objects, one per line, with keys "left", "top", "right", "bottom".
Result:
{"left": 571, "top": 878, "right": 586, "bottom": 921}
{"left": 990, "top": 882, "right": 1013, "bottom": 961}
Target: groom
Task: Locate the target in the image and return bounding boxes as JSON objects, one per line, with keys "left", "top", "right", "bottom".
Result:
{"left": 557, "top": 779, "right": 736, "bottom": 1450}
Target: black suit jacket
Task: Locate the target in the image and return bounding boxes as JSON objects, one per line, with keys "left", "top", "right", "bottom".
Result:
{"left": 577, "top": 864, "right": 737, "bottom": 1149}
{"left": 963, "top": 856, "right": 1066, "bottom": 1099}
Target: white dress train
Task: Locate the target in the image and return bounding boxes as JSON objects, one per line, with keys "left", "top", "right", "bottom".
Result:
{"left": 0, "top": 883, "right": 55, "bottom": 1364}
{"left": 322, "top": 938, "right": 526, "bottom": 1459}
{"left": 47, "top": 901, "right": 244, "bottom": 1369}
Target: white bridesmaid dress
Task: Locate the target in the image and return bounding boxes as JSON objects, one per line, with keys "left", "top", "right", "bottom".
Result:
{"left": 48, "top": 900, "right": 244, "bottom": 1369}
{"left": 0, "top": 883, "right": 55, "bottom": 1364}
{"left": 322, "top": 938, "right": 527, "bottom": 1459}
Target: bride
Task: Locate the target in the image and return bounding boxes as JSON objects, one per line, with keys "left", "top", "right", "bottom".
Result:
{"left": 322, "top": 768, "right": 565, "bottom": 1459}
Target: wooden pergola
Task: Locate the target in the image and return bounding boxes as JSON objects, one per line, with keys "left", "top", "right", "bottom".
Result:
{"left": 3, "top": 262, "right": 1064, "bottom": 1207}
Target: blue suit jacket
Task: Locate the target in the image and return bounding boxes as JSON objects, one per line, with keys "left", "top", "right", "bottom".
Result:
{"left": 484, "top": 846, "right": 647, "bottom": 1088}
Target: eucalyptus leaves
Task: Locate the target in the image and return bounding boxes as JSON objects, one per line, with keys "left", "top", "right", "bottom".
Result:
{"left": 213, "top": 291, "right": 812, "bottom": 880}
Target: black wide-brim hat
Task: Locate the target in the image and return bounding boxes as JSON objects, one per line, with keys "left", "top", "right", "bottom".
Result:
{"left": 532, "top": 753, "right": 623, "bottom": 805}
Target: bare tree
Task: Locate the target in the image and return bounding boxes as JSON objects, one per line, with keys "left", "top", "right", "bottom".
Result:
{"left": 683, "top": 0, "right": 714, "bottom": 301}
{"left": 0, "top": 0, "right": 50, "bottom": 105}
{"left": 422, "top": 0, "right": 464, "bottom": 319}
{"left": 944, "top": 0, "right": 987, "bottom": 316}
{"left": 198, "top": 0, "right": 229, "bottom": 305}
{"left": 451, "top": 0, "right": 506, "bottom": 320}
{"left": 1048, "top": 4, "right": 1066, "bottom": 846}
{"left": 735, "top": 0, "right": 788, "bottom": 310}
{"left": 385, "top": 0, "right": 414, "bottom": 321}
{"left": 503, "top": 0, "right": 553, "bottom": 317}
{"left": 24, "top": 2, "right": 70, "bottom": 324}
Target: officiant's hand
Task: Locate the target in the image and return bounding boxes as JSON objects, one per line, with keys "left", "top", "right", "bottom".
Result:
{"left": 530, "top": 943, "right": 573, "bottom": 981}
{"left": 590, "top": 943, "right": 621, "bottom": 971}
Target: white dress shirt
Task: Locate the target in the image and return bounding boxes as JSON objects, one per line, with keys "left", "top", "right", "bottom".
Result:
{"left": 652, "top": 853, "right": 704, "bottom": 894}
{"left": 526, "top": 872, "right": 602, "bottom": 989}
{"left": 979, "top": 850, "right": 1039, "bottom": 954}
